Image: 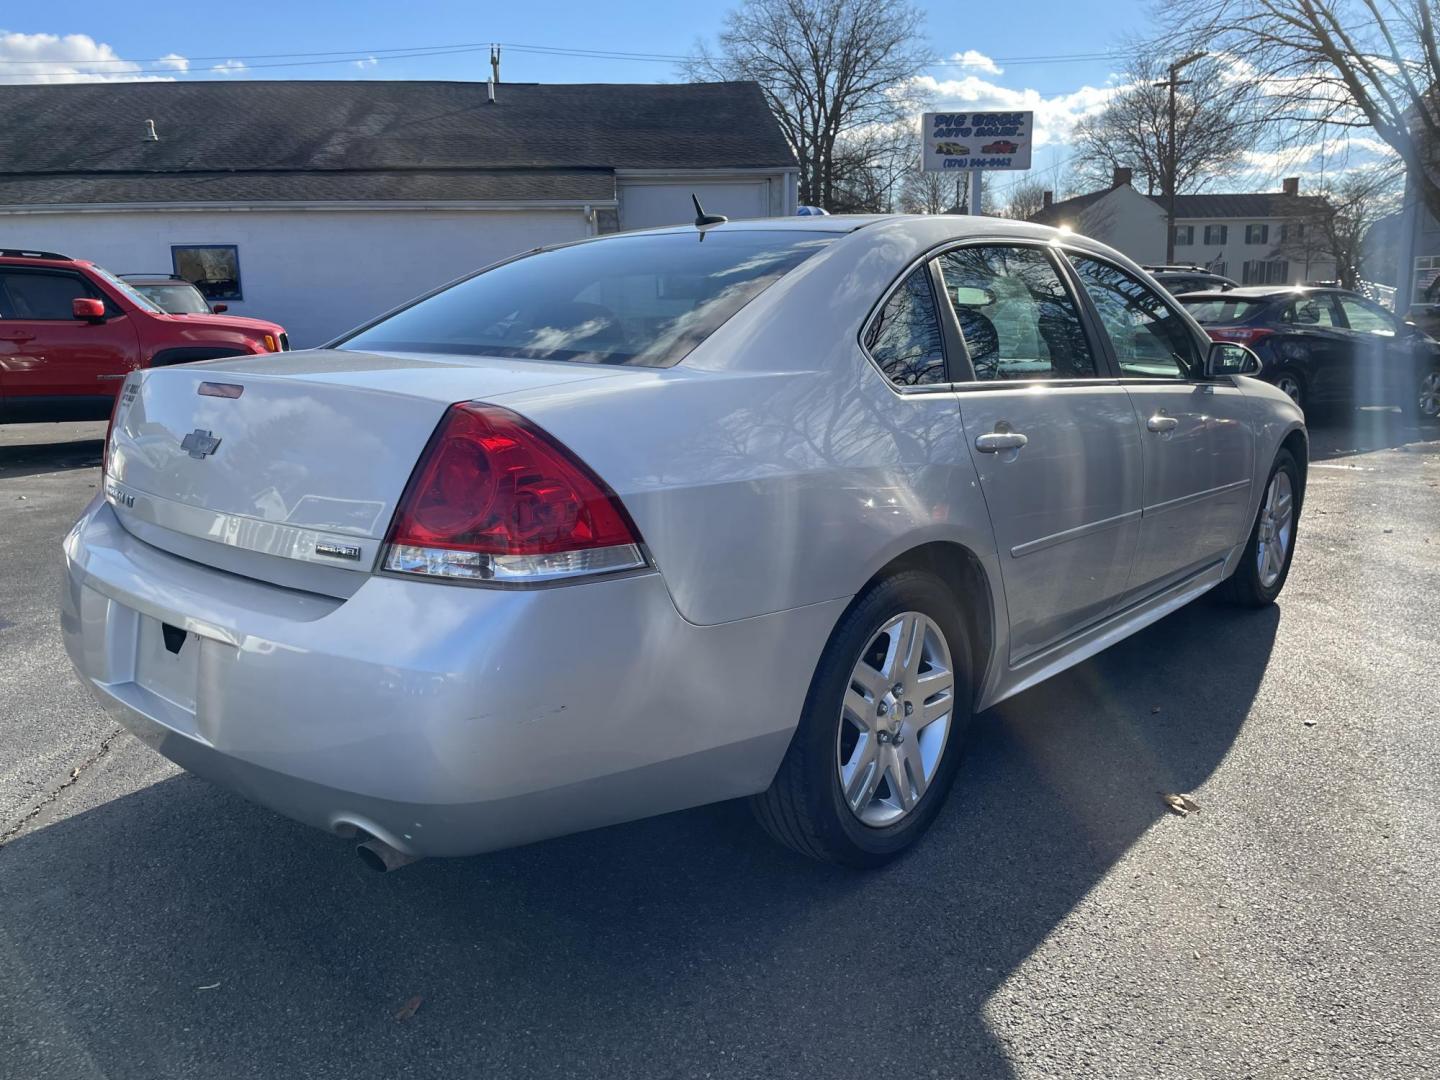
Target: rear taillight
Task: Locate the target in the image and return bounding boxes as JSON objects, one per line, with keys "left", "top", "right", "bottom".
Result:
{"left": 1208, "top": 326, "right": 1273, "bottom": 345}
{"left": 382, "top": 402, "right": 647, "bottom": 584}
{"left": 102, "top": 379, "right": 126, "bottom": 476}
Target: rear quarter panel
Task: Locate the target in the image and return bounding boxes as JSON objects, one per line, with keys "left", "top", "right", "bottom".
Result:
{"left": 502, "top": 222, "right": 1001, "bottom": 628}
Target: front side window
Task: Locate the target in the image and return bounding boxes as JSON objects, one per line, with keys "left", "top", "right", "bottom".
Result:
{"left": 937, "top": 245, "right": 1096, "bottom": 381}
{"left": 172, "top": 245, "right": 242, "bottom": 301}
{"left": 342, "top": 231, "right": 834, "bottom": 368}
{"left": 1245, "top": 224, "right": 1269, "bottom": 245}
{"left": 0, "top": 270, "right": 92, "bottom": 320}
{"left": 864, "top": 268, "right": 946, "bottom": 386}
{"left": 1069, "top": 255, "right": 1203, "bottom": 379}
{"left": 1337, "top": 294, "right": 1396, "bottom": 336}
{"left": 1204, "top": 224, "right": 1228, "bottom": 246}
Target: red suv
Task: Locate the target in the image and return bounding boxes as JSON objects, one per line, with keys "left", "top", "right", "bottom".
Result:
{"left": 0, "top": 249, "right": 288, "bottom": 423}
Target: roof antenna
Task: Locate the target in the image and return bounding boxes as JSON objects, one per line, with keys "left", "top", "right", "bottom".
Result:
{"left": 692, "top": 193, "right": 727, "bottom": 228}
{"left": 143, "top": 118, "right": 159, "bottom": 141}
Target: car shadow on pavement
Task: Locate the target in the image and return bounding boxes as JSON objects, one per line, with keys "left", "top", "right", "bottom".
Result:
{"left": 1306, "top": 408, "right": 1439, "bottom": 463}
{"left": 0, "top": 597, "right": 1280, "bottom": 1079}
{"left": 0, "top": 436, "right": 104, "bottom": 481}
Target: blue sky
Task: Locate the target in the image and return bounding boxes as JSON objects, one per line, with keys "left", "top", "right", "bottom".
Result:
{"left": 0, "top": 1, "right": 1360, "bottom": 197}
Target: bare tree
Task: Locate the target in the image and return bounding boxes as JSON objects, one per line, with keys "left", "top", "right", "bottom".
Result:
{"left": 1277, "top": 164, "right": 1405, "bottom": 286}
{"left": 684, "top": 0, "right": 932, "bottom": 209}
{"left": 998, "top": 179, "right": 1050, "bottom": 219}
{"left": 831, "top": 121, "right": 917, "bottom": 212}
{"left": 1159, "top": 0, "right": 1440, "bottom": 224}
{"left": 1070, "top": 54, "right": 1258, "bottom": 198}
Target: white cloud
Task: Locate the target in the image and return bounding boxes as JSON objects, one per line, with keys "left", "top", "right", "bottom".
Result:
{"left": 210, "top": 59, "right": 246, "bottom": 76}
{"left": 354, "top": 55, "right": 379, "bottom": 70}
{"left": 157, "top": 52, "right": 189, "bottom": 72}
{"left": 948, "top": 50, "right": 1003, "bottom": 77}
{"left": 0, "top": 29, "right": 177, "bottom": 83}
{"left": 912, "top": 73, "right": 1118, "bottom": 148}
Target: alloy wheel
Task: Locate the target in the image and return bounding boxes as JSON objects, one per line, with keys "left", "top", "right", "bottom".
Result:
{"left": 1419, "top": 371, "right": 1440, "bottom": 419}
{"left": 836, "top": 611, "right": 955, "bottom": 828}
{"left": 1275, "top": 373, "right": 1302, "bottom": 406}
{"left": 1255, "top": 470, "right": 1294, "bottom": 588}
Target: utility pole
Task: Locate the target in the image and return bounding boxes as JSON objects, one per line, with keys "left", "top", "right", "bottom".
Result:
{"left": 1157, "top": 51, "right": 1205, "bottom": 263}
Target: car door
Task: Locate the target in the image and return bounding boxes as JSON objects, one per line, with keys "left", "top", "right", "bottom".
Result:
{"left": 934, "top": 242, "right": 1145, "bottom": 663}
{"left": 1332, "top": 292, "right": 1419, "bottom": 406}
{"left": 0, "top": 268, "right": 139, "bottom": 417}
{"left": 1276, "top": 293, "right": 1350, "bottom": 404}
{"left": 1066, "top": 254, "right": 1255, "bottom": 597}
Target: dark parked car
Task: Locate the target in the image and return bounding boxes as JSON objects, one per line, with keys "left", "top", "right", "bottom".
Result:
{"left": 1179, "top": 286, "right": 1440, "bottom": 420}
{"left": 1145, "top": 265, "right": 1238, "bottom": 296}
{"left": 120, "top": 273, "right": 228, "bottom": 315}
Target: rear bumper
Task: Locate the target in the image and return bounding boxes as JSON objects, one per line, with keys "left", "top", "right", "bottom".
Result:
{"left": 61, "top": 497, "right": 846, "bottom": 857}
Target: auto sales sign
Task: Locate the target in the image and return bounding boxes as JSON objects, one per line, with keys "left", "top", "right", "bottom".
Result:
{"left": 921, "top": 111, "right": 1033, "bottom": 172}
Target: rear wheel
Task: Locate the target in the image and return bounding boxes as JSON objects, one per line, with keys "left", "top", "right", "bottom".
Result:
{"left": 1272, "top": 369, "right": 1306, "bottom": 412}
{"left": 752, "top": 571, "right": 972, "bottom": 867}
{"left": 1222, "top": 449, "right": 1300, "bottom": 607}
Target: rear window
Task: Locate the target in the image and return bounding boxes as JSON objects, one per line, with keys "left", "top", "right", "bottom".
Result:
{"left": 1180, "top": 298, "right": 1269, "bottom": 324}
{"left": 339, "top": 230, "right": 835, "bottom": 367}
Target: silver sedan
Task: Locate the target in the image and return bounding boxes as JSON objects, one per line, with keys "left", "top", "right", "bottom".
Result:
{"left": 62, "top": 216, "right": 1305, "bottom": 869}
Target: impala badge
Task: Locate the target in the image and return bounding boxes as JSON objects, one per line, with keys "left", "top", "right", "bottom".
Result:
{"left": 315, "top": 542, "right": 363, "bottom": 562}
{"left": 181, "top": 429, "right": 222, "bottom": 460}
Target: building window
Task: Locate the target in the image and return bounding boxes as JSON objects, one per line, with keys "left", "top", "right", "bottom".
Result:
{"left": 1174, "top": 225, "right": 1194, "bottom": 246}
{"left": 172, "top": 245, "right": 242, "bottom": 301}
{"left": 1209, "top": 261, "right": 1228, "bottom": 279}
{"left": 1242, "top": 259, "right": 1290, "bottom": 285}
{"left": 1279, "top": 222, "right": 1305, "bottom": 242}
{"left": 1203, "top": 224, "right": 1228, "bottom": 246}
{"left": 1245, "top": 224, "right": 1269, "bottom": 245}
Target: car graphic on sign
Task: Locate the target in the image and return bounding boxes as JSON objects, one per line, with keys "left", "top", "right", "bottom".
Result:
{"left": 934, "top": 142, "right": 970, "bottom": 155}
{"left": 982, "top": 140, "right": 1020, "bottom": 155}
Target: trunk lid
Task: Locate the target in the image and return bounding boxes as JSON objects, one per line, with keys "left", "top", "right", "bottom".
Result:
{"left": 105, "top": 349, "right": 630, "bottom": 589}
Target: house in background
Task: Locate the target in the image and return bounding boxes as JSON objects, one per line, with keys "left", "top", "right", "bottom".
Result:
{"left": 1394, "top": 179, "right": 1440, "bottom": 315}
{"left": 0, "top": 80, "right": 797, "bottom": 346}
{"left": 1030, "top": 170, "right": 1337, "bottom": 285}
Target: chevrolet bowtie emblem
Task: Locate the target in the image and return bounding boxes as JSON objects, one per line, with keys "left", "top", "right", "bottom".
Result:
{"left": 181, "top": 429, "right": 222, "bottom": 460}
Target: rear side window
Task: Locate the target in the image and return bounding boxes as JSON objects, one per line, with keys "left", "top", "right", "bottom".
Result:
{"left": 1183, "top": 298, "right": 1269, "bottom": 324}
{"left": 937, "top": 245, "right": 1096, "bottom": 381}
{"left": 1337, "top": 294, "right": 1396, "bottom": 336}
{"left": 1070, "top": 256, "right": 1203, "bottom": 379}
{"left": 340, "top": 231, "right": 835, "bottom": 368}
{"left": 864, "top": 268, "right": 947, "bottom": 386}
{"left": 1282, "top": 297, "right": 1339, "bottom": 327}
{"left": 0, "top": 270, "right": 91, "bottom": 320}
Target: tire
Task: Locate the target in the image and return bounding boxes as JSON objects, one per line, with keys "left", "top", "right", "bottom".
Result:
{"left": 752, "top": 570, "right": 973, "bottom": 867}
{"left": 1406, "top": 367, "right": 1440, "bottom": 424}
{"left": 1271, "top": 368, "right": 1306, "bottom": 412}
{"left": 1221, "top": 449, "right": 1301, "bottom": 607}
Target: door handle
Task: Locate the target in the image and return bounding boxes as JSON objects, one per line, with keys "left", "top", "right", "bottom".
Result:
{"left": 975, "top": 431, "right": 1029, "bottom": 453}
{"left": 1146, "top": 414, "right": 1179, "bottom": 433}
{"left": 0, "top": 333, "right": 36, "bottom": 343}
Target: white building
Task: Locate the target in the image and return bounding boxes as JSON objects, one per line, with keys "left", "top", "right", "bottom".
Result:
{"left": 0, "top": 80, "right": 798, "bottom": 346}
{"left": 1031, "top": 170, "right": 1336, "bottom": 285}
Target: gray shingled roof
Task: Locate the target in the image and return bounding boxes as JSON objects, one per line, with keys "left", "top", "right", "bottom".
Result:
{"left": 0, "top": 80, "right": 794, "bottom": 206}
{"left": 1027, "top": 190, "right": 1110, "bottom": 227}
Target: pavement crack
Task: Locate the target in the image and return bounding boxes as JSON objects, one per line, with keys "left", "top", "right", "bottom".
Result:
{"left": 0, "top": 726, "right": 125, "bottom": 850}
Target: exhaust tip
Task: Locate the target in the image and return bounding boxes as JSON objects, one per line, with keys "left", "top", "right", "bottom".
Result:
{"left": 356, "top": 836, "right": 420, "bottom": 873}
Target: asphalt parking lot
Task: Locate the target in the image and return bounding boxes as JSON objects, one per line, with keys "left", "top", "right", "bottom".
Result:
{"left": 2, "top": 415, "right": 1437, "bottom": 1079}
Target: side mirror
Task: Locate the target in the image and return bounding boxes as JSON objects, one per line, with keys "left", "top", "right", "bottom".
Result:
{"left": 211, "top": 303, "right": 228, "bottom": 313}
{"left": 1206, "top": 341, "right": 1261, "bottom": 377}
{"left": 72, "top": 297, "right": 106, "bottom": 322}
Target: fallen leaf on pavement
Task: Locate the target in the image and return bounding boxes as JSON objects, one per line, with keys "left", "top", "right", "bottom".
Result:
{"left": 197, "top": 982, "right": 220, "bottom": 991}
{"left": 394, "top": 995, "right": 423, "bottom": 1022}
{"left": 1162, "top": 793, "right": 1201, "bottom": 817}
